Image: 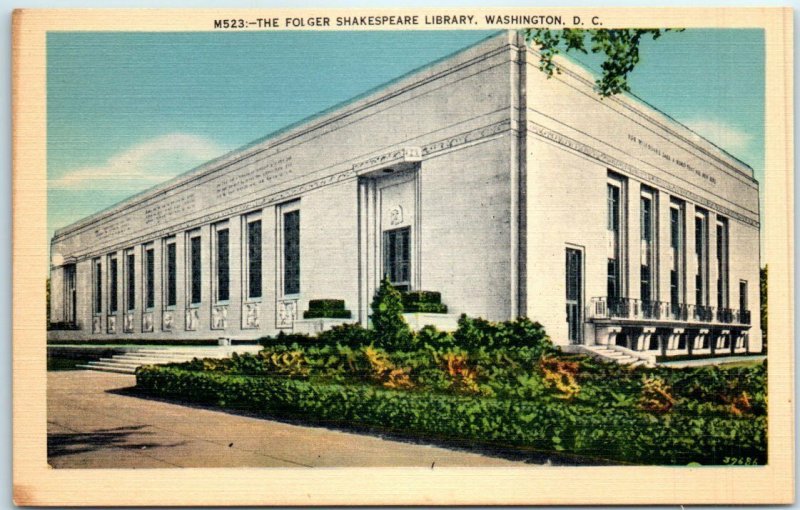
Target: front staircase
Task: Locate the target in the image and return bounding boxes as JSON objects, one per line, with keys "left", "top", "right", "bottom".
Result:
{"left": 78, "top": 345, "right": 263, "bottom": 374}
{"left": 581, "top": 345, "right": 655, "bottom": 367}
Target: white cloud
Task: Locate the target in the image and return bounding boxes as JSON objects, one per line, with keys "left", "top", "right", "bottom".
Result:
{"left": 682, "top": 119, "right": 753, "bottom": 157}
{"left": 49, "top": 133, "right": 226, "bottom": 191}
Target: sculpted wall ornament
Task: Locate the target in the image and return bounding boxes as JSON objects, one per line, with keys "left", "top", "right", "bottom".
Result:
{"left": 212, "top": 305, "right": 228, "bottom": 330}
{"left": 389, "top": 205, "right": 404, "bottom": 226}
{"left": 185, "top": 308, "right": 199, "bottom": 331}
{"left": 277, "top": 299, "right": 298, "bottom": 329}
{"left": 162, "top": 310, "right": 174, "bottom": 332}
{"left": 123, "top": 312, "right": 134, "bottom": 333}
{"left": 244, "top": 303, "right": 260, "bottom": 329}
{"left": 107, "top": 315, "right": 116, "bottom": 334}
{"left": 142, "top": 312, "right": 154, "bottom": 332}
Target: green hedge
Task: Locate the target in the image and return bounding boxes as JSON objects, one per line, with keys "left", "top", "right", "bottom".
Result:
{"left": 403, "top": 302, "right": 448, "bottom": 314}
{"left": 136, "top": 366, "right": 766, "bottom": 465}
{"left": 402, "top": 291, "right": 441, "bottom": 306}
{"left": 303, "top": 309, "right": 353, "bottom": 319}
{"left": 308, "top": 299, "right": 346, "bottom": 311}
{"left": 303, "top": 299, "right": 352, "bottom": 319}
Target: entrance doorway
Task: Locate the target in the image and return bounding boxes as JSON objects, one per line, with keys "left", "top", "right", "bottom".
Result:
{"left": 383, "top": 226, "right": 411, "bottom": 291}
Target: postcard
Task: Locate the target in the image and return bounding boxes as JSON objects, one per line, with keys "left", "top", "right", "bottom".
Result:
{"left": 12, "top": 7, "right": 794, "bottom": 506}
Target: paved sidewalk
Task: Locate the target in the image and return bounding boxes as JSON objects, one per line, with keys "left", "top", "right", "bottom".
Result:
{"left": 48, "top": 370, "right": 528, "bottom": 468}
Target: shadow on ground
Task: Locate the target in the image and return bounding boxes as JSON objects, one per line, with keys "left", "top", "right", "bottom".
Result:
{"left": 47, "top": 424, "right": 187, "bottom": 458}
{"left": 108, "top": 386, "right": 621, "bottom": 466}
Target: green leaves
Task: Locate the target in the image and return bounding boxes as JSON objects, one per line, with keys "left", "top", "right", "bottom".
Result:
{"left": 370, "top": 277, "right": 414, "bottom": 351}
{"left": 137, "top": 363, "right": 767, "bottom": 466}
{"left": 523, "top": 28, "right": 683, "bottom": 97}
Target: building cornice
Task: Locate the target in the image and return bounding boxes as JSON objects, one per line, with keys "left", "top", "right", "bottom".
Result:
{"left": 56, "top": 119, "right": 515, "bottom": 263}
{"left": 527, "top": 121, "right": 759, "bottom": 228}
{"left": 53, "top": 36, "right": 518, "bottom": 243}
{"left": 523, "top": 47, "right": 757, "bottom": 184}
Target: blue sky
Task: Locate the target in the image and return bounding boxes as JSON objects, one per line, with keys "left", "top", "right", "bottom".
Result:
{"left": 47, "top": 29, "right": 765, "bottom": 243}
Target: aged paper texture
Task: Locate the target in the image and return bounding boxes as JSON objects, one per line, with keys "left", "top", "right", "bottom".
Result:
{"left": 12, "top": 7, "right": 794, "bottom": 506}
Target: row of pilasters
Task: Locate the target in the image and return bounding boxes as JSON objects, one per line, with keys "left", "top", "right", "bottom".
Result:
{"left": 76, "top": 208, "right": 279, "bottom": 338}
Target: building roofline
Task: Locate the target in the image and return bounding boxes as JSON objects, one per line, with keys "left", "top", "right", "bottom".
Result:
{"left": 52, "top": 30, "right": 508, "bottom": 241}
{"left": 523, "top": 33, "right": 756, "bottom": 181}
{"left": 53, "top": 29, "right": 758, "bottom": 242}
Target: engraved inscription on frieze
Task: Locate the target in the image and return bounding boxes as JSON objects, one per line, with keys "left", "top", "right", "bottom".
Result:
{"left": 215, "top": 156, "right": 294, "bottom": 199}
{"left": 93, "top": 217, "right": 133, "bottom": 241}
{"left": 144, "top": 193, "right": 197, "bottom": 226}
{"left": 627, "top": 134, "right": 717, "bottom": 185}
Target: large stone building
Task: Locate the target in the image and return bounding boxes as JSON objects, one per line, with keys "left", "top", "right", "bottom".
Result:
{"left": 49, "top": 31, "right": 762, "bottom": 359}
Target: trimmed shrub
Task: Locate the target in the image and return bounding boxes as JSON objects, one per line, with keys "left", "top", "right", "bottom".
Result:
{"left": 47, "top": 321, "right": 80, "bottom": 331}
{"left": 303, "top": 298, "right": 353, "bottom": 319}
{"left": 259, "top": 331, "right": 314, "bottom": 348}
{"left": 303, "top": 309, "right": 353, "bottom": 319}
{"left": 454, "top": 315, "right": 553, "bottom": 354}
{"left": 308, "top": 299, "right": 346, "bottom": 311}
{"left": 402, "top": 291, "right": 442, "bottom": 306}
{"left": 370, "top": 277, "right": 413, "bottom": 351}
{"left": 136, "top": 366, "right": 767, "bottom": 465}
{"left": 316, "top": 323, "right": 375, "bottom": 348}
{"left": 403, "top": 302, "right": 448, "bottom": 314}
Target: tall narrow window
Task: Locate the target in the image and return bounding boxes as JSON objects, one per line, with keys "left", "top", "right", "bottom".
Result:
{"left": 739, "top": 280, "right": 748, "bottom": 312}
{"left": 93, "top": 258, "right": 102, "bottom": 314}
{"left": 64, "top": 264, "right": 77, "bottom": 324}
{"left": 383, "top": 226, "right": 411, "bottom": 291}
{"left": 126, "top": 250, "right": 135, "bottom": 311}
{"left": 717, "top": 218, "right": 729, "bottom": 308}
{"left": 670, "top": 201, "right": 685, "bottom": 311}
{"left": 565, "top": 248, "right": 583, "bottom": 343}
{"left": 108, "top": 255, "right": 118, "bottom": 313}
{"left": 144, "top": 245, "right": 155, "bottom": 309}
{"left": 283, "top": 210, "right": 300, "bottom": 295}
{"left": 695, "top": 210, "right": 708, "bottom": 306}
{"left": 165, "top": 240, "right": 176, "bottom": 307}
{"left": 189, "top": 234, "right": 202, "bottom": 305}
{"left": 640, "top": 189, "right": 657, "bottom": 303}
{"left": 247, "top": 218, "right": 262, "bottom": 299}
{"left": 606, "top": 179, "right": 623, "bottom": 299}
{"left": 216, "top": 227, "right": 230, "bottom": 302}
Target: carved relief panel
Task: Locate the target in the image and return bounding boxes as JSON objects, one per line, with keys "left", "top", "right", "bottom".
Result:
{"left": 211, "top": 305, "right": 228, "bottom": 330}
{"left": 276, "top": 299, "right": 297, "bottom": 329}
{"left": 185, "top": 308, "right": 199, "bottom": 331}
{"left": 123, "top": 312, "right": 134, "bottom": 333}
{"left": 142, "top": 311, "right": 154, "bottom": 333}
{"left": 162, "top": 310, "right": 174, "bottom": 332}
{"left": 243, "top": 302, "right": 261, "bottom": 329}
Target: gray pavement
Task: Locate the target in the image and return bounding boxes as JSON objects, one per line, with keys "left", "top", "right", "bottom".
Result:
{"left": 48, "top": 370, "right": 528, "bottom": 468}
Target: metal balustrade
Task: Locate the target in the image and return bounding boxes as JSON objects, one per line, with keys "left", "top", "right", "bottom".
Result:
{"left": 589, "top": 296, "right": 751, "bottom": 326}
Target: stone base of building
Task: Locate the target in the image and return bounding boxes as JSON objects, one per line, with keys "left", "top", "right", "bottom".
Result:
{"left": 402, "top": 313, "right": 460, "bottom": 332}
{"left": 292, "top": 318, "right": 358, "bottom": 336}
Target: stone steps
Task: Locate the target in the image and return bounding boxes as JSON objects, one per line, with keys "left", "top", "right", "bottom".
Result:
{"left": 79, "top": 345, "right": 262, "bottom": 375}
{"left": 583, "top": 346, "right": 651, "bottom": 367}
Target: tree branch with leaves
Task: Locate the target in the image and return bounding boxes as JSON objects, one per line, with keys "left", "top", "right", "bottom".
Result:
{"left": 523, "top": 28, "right": 683, "bottom": 97}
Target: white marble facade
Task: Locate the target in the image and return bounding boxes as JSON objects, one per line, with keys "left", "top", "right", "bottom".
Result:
{"left": 48, "top": 32, "right": 761, "bottom": 355}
